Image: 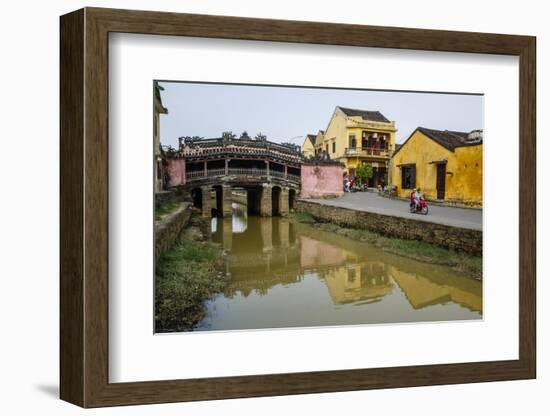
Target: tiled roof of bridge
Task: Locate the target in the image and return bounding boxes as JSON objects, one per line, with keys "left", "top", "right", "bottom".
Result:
{"left": 179, "top": 137, "right": 304, "bottom": 165}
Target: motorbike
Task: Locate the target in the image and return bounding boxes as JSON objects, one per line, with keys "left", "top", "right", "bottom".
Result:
{"left": 410, "top": 197, "right": 429, "bottom": 215}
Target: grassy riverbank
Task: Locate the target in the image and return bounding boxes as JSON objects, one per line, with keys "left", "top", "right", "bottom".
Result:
{"left": 290, "top": 211, "right": 482, "bottom": 280}
{"left": 155, "top": 217, "right": 227, "bottom": 332}
{"left": 155, "top": 200, "right": 180, "bottom": 221}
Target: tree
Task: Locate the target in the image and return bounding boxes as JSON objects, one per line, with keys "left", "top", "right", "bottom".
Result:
{"left": 355, "top": 163, "right": 373, "bottom": 186}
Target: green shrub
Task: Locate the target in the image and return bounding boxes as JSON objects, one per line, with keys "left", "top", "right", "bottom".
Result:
{"left": 155, "top": 237, "right": 226, "bottom": 332}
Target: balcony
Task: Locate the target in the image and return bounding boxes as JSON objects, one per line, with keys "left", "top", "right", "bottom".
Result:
{"left": 344, "top": 147, "right": 390, "bottom": 158}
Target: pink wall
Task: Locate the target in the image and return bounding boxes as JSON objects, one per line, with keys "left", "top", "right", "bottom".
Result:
{"left": 300, "top": 164, "right": 344, "bottom": 198}
{"left": 165, "top": 158, "right": 186, "bottom": 187}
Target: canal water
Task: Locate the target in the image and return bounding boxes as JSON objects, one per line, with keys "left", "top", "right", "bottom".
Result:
{"left": 196, "top": 203, "right": 482, "bottom": 331}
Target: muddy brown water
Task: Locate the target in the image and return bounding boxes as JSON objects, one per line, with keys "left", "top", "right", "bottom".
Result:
{"left": 195, "top": 203, "right": 482, "bottom": 331}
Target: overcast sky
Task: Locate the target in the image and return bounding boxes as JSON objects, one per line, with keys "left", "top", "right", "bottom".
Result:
{"left": 157, "top": 81, "right": 483, "bottom": 148}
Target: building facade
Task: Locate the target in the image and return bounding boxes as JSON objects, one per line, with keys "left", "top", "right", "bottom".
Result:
{"left": 310, "top": 106, "right": 397, "bottom": 187}
{"left": 391, "top": 127, "right": 483, "bottom": 206}
{"left": 302, "top": 134, "right": 317, "bottom": 157}
{"left": 154, "top": 81, "right": 168, "bottom": 192}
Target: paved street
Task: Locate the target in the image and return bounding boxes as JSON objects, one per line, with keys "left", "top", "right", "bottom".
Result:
{"left": 304, "top": 192, "right": 482, "bottom": 231}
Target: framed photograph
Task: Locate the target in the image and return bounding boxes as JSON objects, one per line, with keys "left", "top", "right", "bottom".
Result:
{"left": 60, "top": 7, "right": 536, "bottom": 408}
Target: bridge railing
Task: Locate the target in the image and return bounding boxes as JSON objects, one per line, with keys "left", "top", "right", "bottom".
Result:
{"left": 228, "top": 167, "right": 267, "bottom": 177}
{"left": 185, "top": 167, "right": 301, "bottom": 183}
{"left": 186, "top": 170, "right": 206, "bottom": 180}
{"left": 269, "top": 170, "right": 285, "bottom": 179}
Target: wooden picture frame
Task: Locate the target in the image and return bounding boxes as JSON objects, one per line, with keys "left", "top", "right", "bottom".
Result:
{"left": 60, "top": 7, "right": 536, "bottom": 408}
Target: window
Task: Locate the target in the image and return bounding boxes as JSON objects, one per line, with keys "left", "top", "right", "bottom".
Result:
{"left": 326, "top": 144, "right": 329, "bottom": 153}
{"left": 401, "top": 164, "right": 416, "bottom": 189}
{"left": 347, "top": 268, "right": 356, "bottom": 283}
{"left": 349, "top": 134, "right": 356, "bottom": 149}
{"left": 332, "top": 141, "right": 336, "bottom": 153}
{"left": 379, "top": 135, "right": 387, "bottom": 149}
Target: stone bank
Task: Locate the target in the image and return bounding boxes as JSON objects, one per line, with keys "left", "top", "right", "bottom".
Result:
{"left": 295, "top": 200, "right": 482, "bottom": 255}
{"left": 155, "top": 202, "right": 193, "bottom": 260}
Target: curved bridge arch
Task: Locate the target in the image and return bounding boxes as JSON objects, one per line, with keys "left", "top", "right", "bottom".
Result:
{"left": 180, "top": 137, "right": 303, "bottom": 217}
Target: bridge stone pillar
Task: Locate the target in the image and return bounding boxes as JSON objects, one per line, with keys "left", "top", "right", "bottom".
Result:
{"left": 221, "top": 217, "right": 232, "bottom": 250}
{"left": 260, "top": 184, "right": 272, "bottom": 217}
{"left": 279, "top": 218, "right": 290, "bottom": 249}
{"left": 260, "top": 217, "right": 273, "bottom": 253}
{"left": 279, "top": 187, "right": 289, "bottom": 217}
{"left": 221, "top": 185, "right": 233, "bottom": 217}
{"left": 200, "top": 186, "right": 212, "bottom": 217}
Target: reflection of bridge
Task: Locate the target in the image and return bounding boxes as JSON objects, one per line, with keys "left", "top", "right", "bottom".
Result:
{"left": 212, "top": 213, "right": 482, "bottom": 312}
{"left": 179, "top": 137, "right": 302, "bottom": 217}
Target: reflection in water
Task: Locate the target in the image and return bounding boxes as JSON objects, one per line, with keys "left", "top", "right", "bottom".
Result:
{"left": 197, "top": 203, "right": 482, "bottom": 331}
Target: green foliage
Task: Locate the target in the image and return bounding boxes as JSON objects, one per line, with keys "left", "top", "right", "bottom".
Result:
{"left": 155, "top": 234, "right": 226, "bottom": 332}
{"left": 355, "top": 163, "right": 373, "bottom": 185}
{"left": 289, "top": 211, "right": 317, "bottom": 224}
{"left": 155, "top": 201, "right": 180, "bottom": 221}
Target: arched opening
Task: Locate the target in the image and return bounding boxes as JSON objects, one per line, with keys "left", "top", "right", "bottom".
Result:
{"left": 288, "top": 189, "right": 296, "bottom": 211}
{"left": 272, "top": 186, "right": 281, "bottom": 216}
{"left": 246, "top": 187, "right": 262, "bottom": 216}
{"left": 191, "top": 187, "right": 202, "bottom": 209}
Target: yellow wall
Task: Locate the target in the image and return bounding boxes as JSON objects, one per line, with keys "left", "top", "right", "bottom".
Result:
{"left": 451, "top": 145, "right": 483, "bottom": 204}
{"left": 391, "top": 130, "right": 482, "bottom": 206}
{"left": 321, "top": 110, "right": 347, "bottom": 157}
{"left": 313, "top": 131, "right": 325, "bottom": 154}
{"left": 302, "top": 136, "right": 315, "bottom": 157}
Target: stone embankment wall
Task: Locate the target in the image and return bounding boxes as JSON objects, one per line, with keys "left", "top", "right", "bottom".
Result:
{"left": 155, "top": 202, "right": 192, "bottom": 260}
{"left": 295, "top": 200, "right": 482, "bottom": 255}
{"left": 300, "top": 163, "right": 344, "bottom": 198}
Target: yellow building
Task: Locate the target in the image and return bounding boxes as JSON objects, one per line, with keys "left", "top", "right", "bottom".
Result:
{"left": 310, "top": 106, "right": 397, "bottom": 187}
{"left": 301, "top": 134, "right": 317, "bottom": 157}
{"left": 391, "top": 127, "right": 483, "bottom": 206}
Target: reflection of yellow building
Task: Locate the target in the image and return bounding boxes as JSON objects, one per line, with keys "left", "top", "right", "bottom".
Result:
{"left": 323, "top": 262, "right": 394, "bottom": 305}
{"left": 391, "top": 127, "right": 483, "bottom": 206}
{"left": 391, "top": 267, "right": 482, "bottom": 312}
{"left": 306, "top": 106, "right": 397, "bottom": 187}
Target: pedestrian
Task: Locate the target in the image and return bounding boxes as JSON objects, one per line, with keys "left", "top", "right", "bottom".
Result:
{"left": 163, "top": 171, "right": 171, "bottom": 190}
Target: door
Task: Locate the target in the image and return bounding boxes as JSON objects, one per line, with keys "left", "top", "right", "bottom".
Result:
{"left": 436, "top": 163, "right": 446, "bottom": 200}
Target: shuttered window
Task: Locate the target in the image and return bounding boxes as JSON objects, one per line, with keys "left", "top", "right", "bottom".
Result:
{"left": 401, "top": 164, "right": 416, "bottom": 189}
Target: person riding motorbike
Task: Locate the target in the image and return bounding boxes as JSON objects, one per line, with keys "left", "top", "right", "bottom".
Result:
{"left": 410, "top": 188, "right": 417, "bottom": 209}
{"left": 413, "top": 188, "right": 422, "bottom": 210}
